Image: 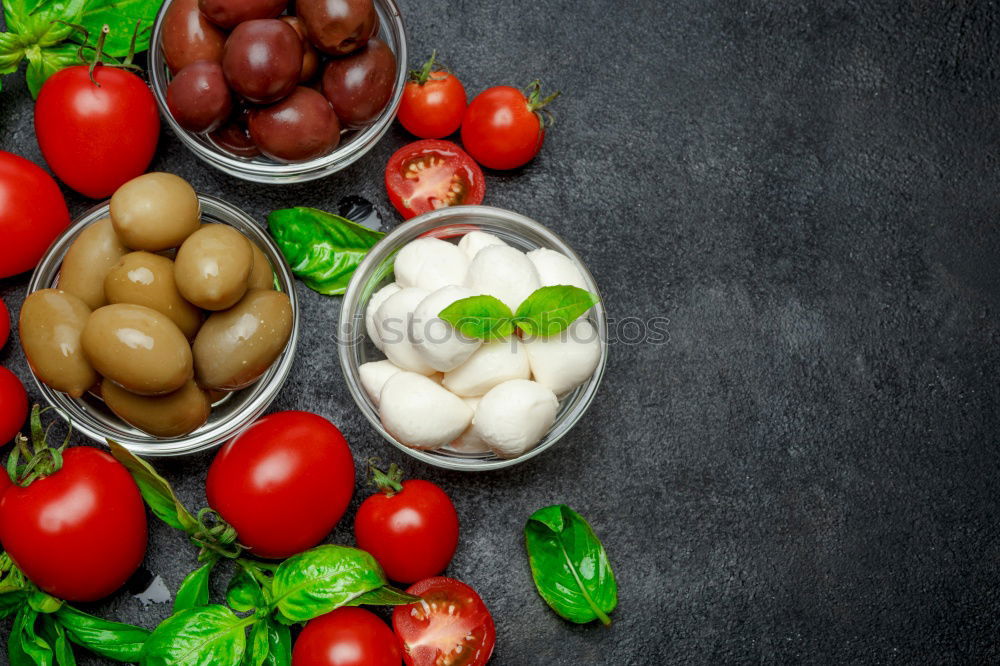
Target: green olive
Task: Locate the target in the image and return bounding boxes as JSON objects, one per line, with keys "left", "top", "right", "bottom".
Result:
{"left": 58, "top": 218, "right": 129, "bottom": 310}
{"left": 104, "top": 252, "right": 203, "bottom": 339}
{"left": 110, "top": 173, "right": 201, "bottom": 251}
{"left": 19, "top": 289, "right": 97, "bottom": 398}
{"left": 175, "top": 224, "right": 252, "bottom": 310}
{"left": 102, "top": 378, "right": 210, "bottom": 438}
{"left": 247, "top": 242, "right": 275, "bottom": 291}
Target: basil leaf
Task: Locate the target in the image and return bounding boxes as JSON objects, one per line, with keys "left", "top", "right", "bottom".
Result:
{"left": 0, "top": 32, "right": 27, "bottom": 74}
{"left": 2, "top": 0, "right": 33, "bottom": 35}
{"left": 438, "top": 295, "right": 514, "bottom": 341}
{"left": 259, "top": 619, "right": 290, "bottom": 666}
{"left": 174, "top": 561, "right": 215, "bottom": 614}
{"left": 141, "top": 605, "right": 252, "bottom": 666}
{"left": 108, "top": 439, "right": 199, "bottom": 534}
{"left": 56, "top": 605, "right": 150, "bottom": 662}
{"left": 524, "top": 504, "right": 617, "bottom": 626}
{"left": 70, "top": 0, "right": 163, "bottom": 57}
{"left": 11, "top": 607, "right": 54, "bottom": 666}
{"left": 0, "top": 590, "right": 27, "bottom": 619}
{"left": 346, "top": 585, "right": 421, "bottom": 606}
{"left": 270, "top": 545, "right": 387, "bottom": 622}
{"left": 24, "top": 43, "right": 79, "bottom": 98}
{"left": 226, "top": 567, "right": 264, "bottom": 613}
{"left": 27, "top": 590, "right": 63, "bottom": 614}
{"left": 268, "top": 207, "right": 384, "bottom": 296}
{"left": 514, "top": 286, "right": 599, "bottom": 338}
{"left": 38, "top": 615, "right": 75, "bottom": 666}
{"left": 242, "top": 621, "right": 267, "bottom": 666}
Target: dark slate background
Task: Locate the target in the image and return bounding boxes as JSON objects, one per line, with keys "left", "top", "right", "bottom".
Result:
{"left": 3, "top": 0, "right": 1000, "bottom": 663}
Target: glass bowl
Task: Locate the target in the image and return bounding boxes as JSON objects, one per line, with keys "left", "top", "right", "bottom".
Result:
{"left": 148, "top": 0, "right": 407, "bottom": 184}
{"left": 26, "top": 194, "right": 300, "bottom": 457}
{"left": 338, "top": 206, "right": 608, "bottom": 471}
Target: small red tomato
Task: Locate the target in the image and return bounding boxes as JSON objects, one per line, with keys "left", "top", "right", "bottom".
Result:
{"left": 393, "top": 577, "right": 495, "bottom": 666}
{"left": 397, "top": 52, "right": 467, "bottom": 139}
{"left": 461, "top": 81, "right": 560, "bottom": 170}
{"left": 384, "top": 140, "right": 485, "bottom": 220}
{"left": 35, "top": 65, "right": 160, "bottom": 198}
{"left": 0, "top": 367, "right": 27, "bottom": 446}
{"left": 0, "top": 298, "right": 9, "bottom": 348}
{"left": 0, "top": 151, "right": 70, "bottom": 279}
{"left": 292, "top": 607, "right": 401, "bottom": 666}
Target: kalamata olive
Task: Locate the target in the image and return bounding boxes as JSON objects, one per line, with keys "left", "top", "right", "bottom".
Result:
{"left": 104, "top": 252, "right": 203, "bottom": 339}
{"left": 222, "top": 19, "right": 302, "bottom": 104}
{"left": 19, "top": 289, "right": 97, "bottom": 398}
{"left": 280, "top": 16, "right": 320, "bottom": 82}
{"left": 297, "top": 0, "right": 377, "bottom": 56}
{"left": 174, "top": 224, "right": 252, "bottom": 310}
{"left": 193, "top": 289, "right": 292, "bottom": 390}
{"left": 247, "top": 243, "right": 274, "bottom": 290}
{"left": 110, "top": 173, "right": 201, "bottom": 251}
{"left": 167, "top": 61, "right": 233, "bottom": 134}
{"left": 103, "top": 379, "right": 210, "bottom": 438}
{"left": 320, "top": 38, "right": 395, "bottom": 127}
{"left": 248, "top": 87, "right": 340, "bottom": 162}
{"left": 58, "top": 217, "right": 129, "bottom": 310}
{"left": 82, "top": 304, "right": 193, "bottom": 396}
{"left": 162, "top": 0, "right": 226, "bottom": 73}
{"left": 210, "top": 105, "right": 261, "bottom": 158}
{"left": 198, "top": 0, "right": 288, "bottom": 29}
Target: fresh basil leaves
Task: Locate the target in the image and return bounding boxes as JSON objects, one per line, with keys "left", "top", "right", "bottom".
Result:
{"left": 438, "top": 294, "right": 515, "bottom": 340}
{"left": 141, "top": 605, "right": 252, "bottom": 666}
{"left": 438, "top": 285, "right": 599, "bottom": 341}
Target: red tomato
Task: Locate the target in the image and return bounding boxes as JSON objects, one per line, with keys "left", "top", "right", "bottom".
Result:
{"left": 0, "top": 298, "right": 9, "bottom": 348}
{"left": 293, "top": 607, "right": 402, "bottom": 666}
{"left": 206, "top": 411, "right": 355, "bottom": 559}
{"left": 0, "top": 447, "right": 147, "bottom": 601}
{"left": 392, "top": 577, "right": 495, "bottom": 666}
{"left": 384, "top": 140, "right": 485, "bottom": 220}
{"left": 354, "top": 466, "right": 459, "bottom": 584}
{"left": 34, "top": 65, "right": 160, "bottom": 199}
{"left": 461, "top": 81, "right": 560, "bottom": 170}
{"left": 0, "top": 367, "right": 27, "bottom": 446}
{"left": 398, "top": 54, "right": 467, "bottom": 139}
{"left": 0, "top": 152, "right": 70, "bottom": 278}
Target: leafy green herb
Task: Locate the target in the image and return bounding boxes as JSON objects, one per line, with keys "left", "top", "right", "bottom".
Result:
{"left": 70, "top": 0, "right": 163, "bottom": 57}
{"left": 225, "top": 566, "right": 265, "bottom": 614}
{"left": 513, "top": 286, "right": 599, "bottom": 338}
{"left": 524, "top": 504, "right": 617, "bottom": 626}
{"left": 438, "top": 295, "right": 515, "bottom": 340}
{"left": 108, "top": 440, "right": 199, "bottom": 534}
{"left": 141, "top": 605, "right": 253, "bottom": 666}
{"left": 173, "top": 561, "right": 216, "bottom": 614}
{"left": 55, "top": 605, "right": 149, "bottom": 662}
{"left": 268, "top": 207, "right": 385, "bottom": 296}
{"left": 270, "top": 546, "right": 389, "bottom": 622}
{"left": 347, "top": 585, "right": 421, "bottom": 607}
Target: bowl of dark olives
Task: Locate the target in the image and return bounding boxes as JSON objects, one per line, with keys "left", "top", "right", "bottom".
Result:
{"left": 149, "top": 0, "right": 406, "bottom": 184}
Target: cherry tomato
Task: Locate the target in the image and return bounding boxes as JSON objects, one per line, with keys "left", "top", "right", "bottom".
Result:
{"left": 0, "top": 446, "right": 148, "bottom": 601}
{"left": 384, "top": 140, "right": 485, "bottom": 220}
{"left": 392, "top": 577, "right": 495, "bottom": 666}
{"left": 293, "top": 607, "right": 402, "bottom": 666}
{"left": 0, "top": 368, "right": 27, "bottom": 446}
{"left": 397, "top": 53, "right": 466, "bottom": 139}
{"left": 0, "top": 298, "right": 9, "bottom": 348}
{"left": 0, "top": 152, "right": 70, "bottom": 278}
{"left": 461, "top": 81, "right": 560, "bottom": 170}
{"left": 206, "top": 411, "right": 355, "bottom": 559}
{"left": 35, "top": 65, "right": 160, "bottom": 199}
{"left": 354, "top": 464, "right": 458, "bottom": 584}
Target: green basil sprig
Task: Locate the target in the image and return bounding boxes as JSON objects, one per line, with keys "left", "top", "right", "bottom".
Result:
{"left": 438, "top": 295, "right": 514, "bottom": 340}
{"left": 439, "top": 285, "right": 599, "bottom": 341}
{"left": 524, "top": 504, "right": 618, "bottom": 626}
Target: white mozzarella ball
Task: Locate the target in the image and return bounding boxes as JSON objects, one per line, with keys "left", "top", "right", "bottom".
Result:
{"left": 410, "top": 285, "right": 482, "bottom": 372}
{"left": 472, "top": 379, "right": 559, "bottom": 459}
{"left": 442, "top": 338, "right": 530, "bottom": 397}
{"left": 465, "top": 245, "right": 541, "bottom": 311}
{"left": 523, "top": 319, "right": 602, "bottom": 395}
{"left": 449, "top": 397, "right": 490, "bottom": 453}
{"left": 380, "top": 372, "right": 473, "bottom": 450}
{"left": 359, "top": 359, "right": 403, "bottom": 406}
{"left": 374, "top": 288, "right": 436, "bottom": 375}
{"left": 458, "top": 231, "right": 508, "bottom": 261}
{"left": 526, "top": 248, "right": 589, "bottom": 290}
{"left": 365, "top": 283, "right": 401, "bottom": 350}
{"left": 393, "top": 238, "right": 470, "bottom": 292}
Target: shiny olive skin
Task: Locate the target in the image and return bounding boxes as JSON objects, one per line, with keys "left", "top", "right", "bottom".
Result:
{"left": 223, "top": 20, "right": 303, "bottom": 105}
{"left": 193, "top": 289, "right": 292, "bottom": 390}
{"left": 297, "top": 0, "right": 377, "bottom": 55}
{"left": 82, "top": 304, "right": 193, "bottom": 396}
{"left": 167, "top": 61, "right": 233, "bottom": 134}
{"left": 280, "top": 16, "right": 320, "bottom": 82}
{"left": 248, "top": 243, "right": 274, "bottom": 290}
{"left": 102, "top": 378, "right": 210, "bottom": 438}
{"left": 174, "top": 224, "right": 252, "bottom": 310}
{"left": 58, "top": 217, "right": 128, "bottom": 310}
{"left": 19, "top": 289, "right": 97, "bottom": 398}
{"left": 320, "top": 38, "right": 395, "bottom": 127}
{"left": 198, "top": 0, "right": 288, "bottom": 29}
{"left": 210, "top": 105, "right": 261, "bottom": 158}
{"left": 110, "top": 173, "right": 201, "bottom": 251}
{"left": 162, "top": 0, "right": 226, "bottom": 73}
{"left": 104, "top": 252, "right": 203, "bottom": 339}
{"left": 248, "top": 87, "right": 340, "bottom": 162}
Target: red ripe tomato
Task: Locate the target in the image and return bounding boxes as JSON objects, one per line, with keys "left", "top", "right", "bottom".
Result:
{"left": 0, "top": 367, "right": 27, "bottom": 446}
{"left": 393, "top": 577, "right": 495, "bottom": 666}
{"left": 0, "top": 151, "right": 70, "bottom": 278}
{"left": 206, "top": 411, "right": 355, "bottom": 559}
{"left": 461, "top": 81, "right": 560, "bottom": 170}
{"left": 384, "top": 140, "right": 485, "bottom": 220}
{"left": 35, "top": 65, "right": 160, "bottom": 199}
{"left": 398, "top": 54, "right": 467, "bottom": 139}
{"left": 354, "top": 465, "right": 458, "bottom": 584}
{"left": 0, "top": 298, "right": 9, "bottom": 348}
{"left": 0, "top": 447, "right": 148, "bottom": 601}
{"left": 292, "top": 607, "right": 402, "bottom": 666}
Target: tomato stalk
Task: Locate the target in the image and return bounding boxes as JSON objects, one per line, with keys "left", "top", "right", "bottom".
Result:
{"left": 5, "top": 405, "right": 70, "bottom": 487}
{"left": 408, "top": 50, "right": 449, "bottom": 85}
{"left": 190, "top": 508, "right": 246, "bottom": 561}
{"left": 524, "top": 79, "right": 561, "bottom": 129}
{"left": 368, "top": 459, "right": 404, "bottom": 496}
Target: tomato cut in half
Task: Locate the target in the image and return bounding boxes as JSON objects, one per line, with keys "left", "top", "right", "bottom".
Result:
{"left": 385, "top": 140, "right": 485, "bottom": 220}
{"left": 392, "top": 577, "right": 495, "bottom": 666}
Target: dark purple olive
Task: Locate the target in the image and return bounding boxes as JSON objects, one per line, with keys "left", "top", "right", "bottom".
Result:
{"left": 162, "top": 0, "right": 226, "bottom": 74}
{"left": 320, "top": 38, "right": 395, "bottom": 128}
{"left": 210, "top": 106, "right": 261, "bottom": 157}
{"left": 280, "top": 16, "right": 320, "bottom": 82}
{"left": 198, "top": 0, "right": 288, "bottom": 29}
{"left": 223, "top": 19, "right": 303, "bottom": 104}
{"left": 296, "top": 0, "right": 377, "bottom": 56}
{"left": 167, "top": 60, "right": 233, "bottom": 133}
{"left": 248, "top": 87, "right": 341, "bottom": 162}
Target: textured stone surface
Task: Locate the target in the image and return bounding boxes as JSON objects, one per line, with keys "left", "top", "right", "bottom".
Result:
{"left": 3, "top": 0, "right": 1000, "bottom": 663}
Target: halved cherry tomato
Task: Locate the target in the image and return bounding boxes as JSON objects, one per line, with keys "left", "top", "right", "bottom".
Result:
{"left": 384, "top": 140, "right": 485, "bottom": 220}
{"left": 392, "top": 577, "right": 495, "bottom": 666}
{"left": 398, "top": 53, "right": 467, "bottom": 139}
